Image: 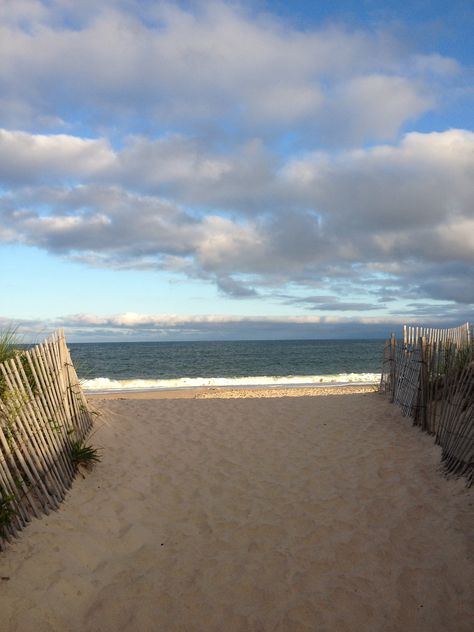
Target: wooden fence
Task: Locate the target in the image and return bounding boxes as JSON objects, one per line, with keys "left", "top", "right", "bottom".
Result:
{"left": 0, "top": 330, "right": 92, "bottom": 549}
{"left": 380, "top": 322, "right": 473, "bottom": 485}
{"left": 403, "top": 322, "right": 471, "bottom": 348}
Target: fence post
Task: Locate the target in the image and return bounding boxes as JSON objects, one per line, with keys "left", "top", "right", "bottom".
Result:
{"left": 389, "top": 333, "right": 396, "bottom": 403}
{"left": 418, "top": 336, "right": 428, "bottom": 431}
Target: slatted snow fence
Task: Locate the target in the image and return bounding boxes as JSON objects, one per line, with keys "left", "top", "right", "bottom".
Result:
{"left": 380, "top": 322, "right": 473, "bottom": 485}
{"left": 0, "top": 330, "right": 92, "bottom": 548}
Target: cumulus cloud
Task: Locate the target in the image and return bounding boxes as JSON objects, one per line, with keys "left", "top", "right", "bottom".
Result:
{"left": 0, "top": 0, "right": 454, "bottom": 143}
{"left": 318, "top": 75, "right": 432, "bottom": 145}
{"left": 0, "top": 128, "right": 473, "bottom": 304}
{"left": 0, "top": 129, "right": 115, "bottom": 184}
{"left": 281, "top": 129, "right": 474, "bottom": 265}
{"left": 0, "top": 1, "right": 472, "bottom": 323}
{"left": 0, "top": 182, "right": 268, "bottom": 294}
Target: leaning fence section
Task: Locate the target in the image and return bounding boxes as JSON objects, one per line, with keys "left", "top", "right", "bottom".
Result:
{"left": 380, "top": 322, "right": 473, "bottom": 486}
{"left": 0, "top": 330, "right": 92, "bottom": 548}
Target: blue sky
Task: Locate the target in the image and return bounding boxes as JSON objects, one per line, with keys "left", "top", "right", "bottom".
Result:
{"left": 0, "top": 0, "right": 473, "bottom": 341}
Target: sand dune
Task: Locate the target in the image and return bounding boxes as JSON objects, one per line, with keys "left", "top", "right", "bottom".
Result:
{"left": 1, "top": 390, "right": 472, "bottom": 631}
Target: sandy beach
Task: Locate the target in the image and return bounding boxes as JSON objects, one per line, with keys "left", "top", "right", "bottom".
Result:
{"left": 1, "top": 388, "right": 472, "bottom": 631}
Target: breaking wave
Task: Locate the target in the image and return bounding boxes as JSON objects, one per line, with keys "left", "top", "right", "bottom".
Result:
{"left": 82, "top": 373, "right": 380, "bottom": 393}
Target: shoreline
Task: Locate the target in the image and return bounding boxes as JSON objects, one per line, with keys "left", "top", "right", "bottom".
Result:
{"left": 86, "top": 383, "right": 378, "bottom": 400}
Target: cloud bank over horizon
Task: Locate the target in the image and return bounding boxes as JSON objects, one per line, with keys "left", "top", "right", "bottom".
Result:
{"left": 0, "top": 0, "right": 473, "bottom": 339}
{"left": 3, "top": 311, "right": 472, "bottom": 343}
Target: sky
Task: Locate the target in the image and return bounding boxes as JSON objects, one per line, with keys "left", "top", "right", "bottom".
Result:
{"left": 0, "top": 0, "right": 473, "bottom": 341}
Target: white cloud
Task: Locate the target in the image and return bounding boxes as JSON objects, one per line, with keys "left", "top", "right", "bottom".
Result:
{"left": 0, "top": 1, "right": 447, "bottom": 143}
{"left": 0, "top": 0, "right": 49, "bottom": 26}
{"left": 322, "top": 74, "right": 433, "bottom": 144}
{"left": 0, "top": 129, "right": 115, "bottom": 183}
{"left": 4, "top": 310, "right": 472, "bottom": 342}
{"left": 115, "top": 135, "right": 233, "bottom": 189}
{"left": 413, "top": 54, "right": 461, "bottom": 76}
{"left": 282, "top": 129, "right": 474, "bottom": 234}
{"left": 1, "top": 128, "right": 473, "bottom": 304}
{"left": 0, "top": 2, "right": 471, "bottom": 319}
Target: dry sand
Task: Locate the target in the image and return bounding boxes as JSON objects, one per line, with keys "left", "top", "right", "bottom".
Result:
{"left": 1, "top": 389, "right": 473, "bottom": 631}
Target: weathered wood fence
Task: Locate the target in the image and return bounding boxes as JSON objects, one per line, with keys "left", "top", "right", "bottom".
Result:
{"left": 380, "top": 322, "right": 473, "bottom": 485}
{"left": 0, "top": 330, "right": 92, "bottom": 549}
{"left": 402, "top": 322, "right": 471, "bottom": 348}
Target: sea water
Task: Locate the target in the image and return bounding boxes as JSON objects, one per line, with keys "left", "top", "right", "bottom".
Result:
{"left": 69, "top": 339, "right": 385, "bottom": 393}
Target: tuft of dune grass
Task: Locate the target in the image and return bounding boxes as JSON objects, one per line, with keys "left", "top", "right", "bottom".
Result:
{"left": 0, "top": 328, "right": 20, "bottom": 365}
{"left": 0, "top": 327, "right": 29, "bottom": 399}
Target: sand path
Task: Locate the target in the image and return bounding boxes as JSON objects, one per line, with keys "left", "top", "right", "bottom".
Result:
{"left": 1, "top": 392, "right": 472, "bottom": 631}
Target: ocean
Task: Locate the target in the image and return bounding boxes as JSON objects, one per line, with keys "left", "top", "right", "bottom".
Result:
{"left": 69, "top": 339, "right": 385, "bottom": 393}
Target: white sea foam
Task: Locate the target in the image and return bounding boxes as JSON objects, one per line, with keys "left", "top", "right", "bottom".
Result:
{"left": 82, "top": 373, "right": 380, "bottom": 393}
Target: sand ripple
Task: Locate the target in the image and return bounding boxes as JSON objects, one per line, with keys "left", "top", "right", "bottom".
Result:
{"left": 1, "top": 393, "right": 472, "bottom": 631}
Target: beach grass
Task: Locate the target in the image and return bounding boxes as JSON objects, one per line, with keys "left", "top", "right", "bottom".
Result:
{"left": 0, "top": 328, "right": 37, "bottom": 399}
{"left": 70, "top": 439, "right": 101, "bottom": 469}
{"left": 0, "top": 328, "right": 21, "bottom": 399}
{"left": 0, "top": 328, "right": 20, "bottom": 365}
